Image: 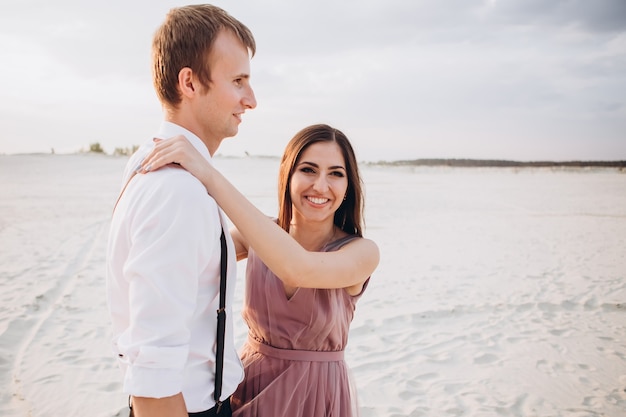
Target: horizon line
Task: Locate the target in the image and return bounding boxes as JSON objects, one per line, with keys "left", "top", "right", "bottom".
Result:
{"left": 2, "top": 151, "right": 626, "bottom": 168}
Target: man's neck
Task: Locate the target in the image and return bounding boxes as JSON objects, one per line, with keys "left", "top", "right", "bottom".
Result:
{"left": 164, "top": 113, "right": 221, "bottom": 156}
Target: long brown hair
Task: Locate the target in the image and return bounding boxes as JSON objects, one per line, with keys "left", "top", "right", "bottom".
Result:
{"left": 152, "top": 4, "right": 256, "bottom": 108}
{"left": 277, "top": 124, "right": 365, "bottom": 237}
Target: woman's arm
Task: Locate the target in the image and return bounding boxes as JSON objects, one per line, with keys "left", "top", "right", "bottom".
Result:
{"left": 231, "top": 226, "right": 249, "bottom": 262}
{"left": 140, "top": 137, "right": 379, "bottom": 289}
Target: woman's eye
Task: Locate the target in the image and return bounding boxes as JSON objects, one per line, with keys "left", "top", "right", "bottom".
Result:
{"left": 300, "top": 167, "right": 315, "bottom": 173}
{"left": 331, "top": 171, "right": 345, "bottom": 178}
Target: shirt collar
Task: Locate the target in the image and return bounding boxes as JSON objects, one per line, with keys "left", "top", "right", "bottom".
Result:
{"left": 156, "top": 121, "right": 212, "bottom": 162}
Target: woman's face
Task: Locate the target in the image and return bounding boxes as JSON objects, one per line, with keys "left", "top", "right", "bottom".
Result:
{"left": 289, "top": 141, "right": 348, "bottom": 225}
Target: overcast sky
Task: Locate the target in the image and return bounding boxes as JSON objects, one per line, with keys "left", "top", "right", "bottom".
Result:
{"left": 1, "top": 0, "right": 625, "bottom": 161}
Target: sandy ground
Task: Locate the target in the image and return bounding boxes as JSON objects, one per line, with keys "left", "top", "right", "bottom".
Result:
{"left": 1, "top": 154, "right": 625, "bottom": 417}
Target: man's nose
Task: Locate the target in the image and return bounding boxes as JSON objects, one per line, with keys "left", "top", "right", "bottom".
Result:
{"left": 243, "top": 86, "right": 257, "bottom": 109}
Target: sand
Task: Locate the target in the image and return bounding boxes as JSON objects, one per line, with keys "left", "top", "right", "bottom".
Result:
{"left": 0, "top": 154, "right": 625, "bottom": 417}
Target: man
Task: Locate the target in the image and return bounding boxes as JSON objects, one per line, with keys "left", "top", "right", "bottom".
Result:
{"left": 106, "top": 5, "right": 256, "bottom": 417}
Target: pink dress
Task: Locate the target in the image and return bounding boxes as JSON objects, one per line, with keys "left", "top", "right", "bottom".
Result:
{"left": 231, "top": 235, "right": 368, "bottom": 417}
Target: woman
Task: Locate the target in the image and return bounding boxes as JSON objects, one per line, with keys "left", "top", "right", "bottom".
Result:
{"left": 140, "top": 124, "right": 379, "bottom": 416}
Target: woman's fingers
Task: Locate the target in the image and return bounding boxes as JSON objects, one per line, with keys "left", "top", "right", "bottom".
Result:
{"left": 139, "top": 135, "right": 193, "bottom": 173}
{"left": 139, "top": 141, "right": 169, "bottom": 172}
{"left": 146, "top": 138, "right": 167, "bottom": 170}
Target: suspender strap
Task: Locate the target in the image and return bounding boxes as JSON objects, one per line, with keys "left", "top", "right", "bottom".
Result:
{"left": 114, "top": 168, "right": 229, "bottom": 411}
{"left": 214, "top": 229, "right": 228, "bottom": 409}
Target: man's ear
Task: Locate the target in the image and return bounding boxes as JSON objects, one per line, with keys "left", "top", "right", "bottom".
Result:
{"left": 178, "top": 67, "right": 195, "bottom": 98}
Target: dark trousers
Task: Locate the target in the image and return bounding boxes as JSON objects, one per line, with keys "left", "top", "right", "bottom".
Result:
{"left": 129, "top": 397, "right": 232, "bottom": 417}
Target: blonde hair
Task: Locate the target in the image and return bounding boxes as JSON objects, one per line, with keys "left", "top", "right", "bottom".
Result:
{"left": 152, "top": 4, "right": 255, "bottom": 108}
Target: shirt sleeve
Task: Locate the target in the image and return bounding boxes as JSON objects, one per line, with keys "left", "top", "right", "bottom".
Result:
{"left": 119, "top": 171, "right": 220, "bottom": 398}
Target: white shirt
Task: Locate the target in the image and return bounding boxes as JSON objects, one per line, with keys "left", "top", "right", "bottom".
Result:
{"left": 106, "top": 122, "right": 243, "bottom": 412}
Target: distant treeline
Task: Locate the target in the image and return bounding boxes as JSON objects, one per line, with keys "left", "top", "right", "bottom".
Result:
{"left": 369, "top": 159, "right": 626, "bottom": 168}
{"left": 86, "top": 142, "right": 139, "bottom": 156}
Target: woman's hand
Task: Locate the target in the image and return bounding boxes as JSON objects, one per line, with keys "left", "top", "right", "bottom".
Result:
{"left": 138, "top": 135, "right": 209, "bottom": 179}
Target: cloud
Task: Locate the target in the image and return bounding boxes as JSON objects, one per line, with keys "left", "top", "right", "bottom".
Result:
{"left": 0, "top": 0, "right": 624, "bottom": 160}
{"left": 0, "top": 1, "right": 171, "bottom": 80}
{"left": 486, "top": 0, "right": 626, "bottom": 33}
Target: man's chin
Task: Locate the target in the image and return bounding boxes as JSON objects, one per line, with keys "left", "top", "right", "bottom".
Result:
{"left": 224, "top": 128, "right": 239, "bottom": 139}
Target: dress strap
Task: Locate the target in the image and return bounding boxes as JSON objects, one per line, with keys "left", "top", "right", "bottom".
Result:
{"left": 112, "top": 171, "right": 138, "bottom": 214}
{"left": 247, "top": 336, "right": 344, "bottom": 362}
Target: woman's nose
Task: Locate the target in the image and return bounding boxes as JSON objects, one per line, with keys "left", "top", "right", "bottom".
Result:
{"left": 313, "top": 175, "right": 329, "bottom": 192}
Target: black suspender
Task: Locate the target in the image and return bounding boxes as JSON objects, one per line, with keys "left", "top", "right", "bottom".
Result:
{"left": 214, "top": 228, "right": 228, "bottom": 412}
{"left": 115, "top": 172, "right": 230, "bottom": 413}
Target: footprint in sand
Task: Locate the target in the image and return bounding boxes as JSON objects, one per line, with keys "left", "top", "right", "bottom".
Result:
{"left": 474, "top": 353, "right": 499, "bottom": 364}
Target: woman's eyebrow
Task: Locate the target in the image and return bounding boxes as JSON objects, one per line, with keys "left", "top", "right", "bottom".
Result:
{"left": 298, "top": 161, "right": 345, "bottom": 170}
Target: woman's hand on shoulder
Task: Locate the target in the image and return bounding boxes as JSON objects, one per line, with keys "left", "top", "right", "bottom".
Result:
{"left": 138, "top": 136, "right": 209, "bottom": 180}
